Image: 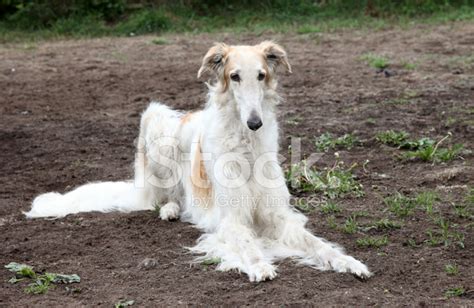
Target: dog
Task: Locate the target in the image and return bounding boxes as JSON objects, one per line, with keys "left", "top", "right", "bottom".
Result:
{"left": 26, "top": 41, "right": 371, "bottom": 282}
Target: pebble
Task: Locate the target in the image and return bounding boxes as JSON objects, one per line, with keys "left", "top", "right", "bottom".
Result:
{"left": 138, "top": 258, "right": 159, "bottom": 269}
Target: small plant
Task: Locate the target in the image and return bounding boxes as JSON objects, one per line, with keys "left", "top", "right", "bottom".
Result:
{"left": 356, "top": 235, "right": 388, "bottom": 248}
{"left": 402, "top": 61, "right": 417, "bottom": 70}
{"left": 445, "top": 287, "right": 465, "bottom": 298}
{"left": 343, "top": 215, "right": 358, "bottom": 234}
{"left": 151, "top": 37, "right": 168, "bottom": 45}
{"left": 315, "top": 133, "right": 360, "bottom": 152}
{"left": 360, "top": 53, "right": 389, "bottom": 69}
{"left": 5, "top": 262, "right": 80, "bottom": 295}
{"left": 453, "top": 203, "right": 472, "bottom": 219}
{"left": 5, "top": 263, "right": 35, "bottom": 278}
{"left": 414, "top": 191, "right": 438, "bottom": 215}
{"left": 25, "top": 278, "right": 53, "bottom": 295}
{"left": 445, "top": 264, "right": 459, "bottom": 276}
{"left": 153, "top": 202, "right": 161, "bottom": 213}
{"left": 320, "top": 201, "right": 341, "bottom": 214}
{"left": 435, "top": 144, "right": 464, "bottom": 162}
{"left": 401, "top": 134, "right": 464, "bottom": 163}
{"left": 285, "top": 157, "right": 364, "bottom": 199}
{"left": 399, "top": 137, "right": 435, "bottom": 150}
{"left": 467, "top": 188, "right": 474, "bottom": 205}
{"left": 366, "top": 118, "right": 376, "bottom": 125}
{"left": 373, "top": 218, "right": 402, "bottom": 230}
{"left": 375, "top": 130, "right": 409, "bottom": 147}
{"left": 327, "top": 216, "right": 338, "bottom": 229}
{"left": 297, "top": 25, "right": 321, "bottom": 34}
{"left": 426, "top": 218, "right": 465, "bottom": 249}
{"left": 384, "top": 193, "right": 415, "bottom": 218}
{"left": 407, "top": 238, "right": 420, "bottom": 248}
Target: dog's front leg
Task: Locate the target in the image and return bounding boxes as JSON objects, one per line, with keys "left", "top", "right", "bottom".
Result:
{"left": 259, "top": 184, "right": 372, "bottom": 278}
{"left": 213, "top": 216, "right": 277, "bottom": 282}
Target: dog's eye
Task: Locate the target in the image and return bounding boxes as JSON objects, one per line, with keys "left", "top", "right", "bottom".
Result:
{"left": 230, "top": 73, "right": 241, "bottom": 82}
{"left": 257, "top": 72, "right": 266, "bottom": 81}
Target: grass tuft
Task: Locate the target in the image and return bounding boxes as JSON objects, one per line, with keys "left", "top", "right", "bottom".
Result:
{"left": 400, "top": 134, "right": 464, "bottom": 163}
{"left": 415, "top": 191, "right": 438, "bottom": 215}
{"left": 315, "top": 132, "right": 360, "bottom": 152}
{"left": 342, "top": 215, "right": 358, "bottom": 234}
{"left": 384, "top": 193, "right": 416, "bottom": 217}
{"left": 356, "top": 235, "right": 388, "bottom": 248}
{"left": 286, "top": 158, "right": 364, "bottom": 199}
{"left": 376, "top": 130, "right": 409, "bottom": 147}
{"left": 320, "top": 201, "right": 341, "bottom": 214}
{"left": 445, "top": 287, "right": 466, "bottom": 298}
{"left": 444, "top": 263, "right": 459, "bottom": 276}
{"left": 151, "top": 37, "right": 168, "bottom": 45}
{"left": 5, "top": 262, "right": 80, "bottom": 295}
{"left": 373, "top": 218, "right": 402, "bottom": 230}
{"left": 360, "top": 53, "right": 389, "bottom": 69}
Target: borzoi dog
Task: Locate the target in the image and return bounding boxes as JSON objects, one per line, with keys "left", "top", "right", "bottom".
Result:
{"left": 26, "top": 41, "right": 371, "bottom": 282}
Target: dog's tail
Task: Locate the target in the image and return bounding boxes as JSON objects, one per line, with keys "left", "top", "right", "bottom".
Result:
{"left": 24, "top": 181, "right": 153, "bottom": 218}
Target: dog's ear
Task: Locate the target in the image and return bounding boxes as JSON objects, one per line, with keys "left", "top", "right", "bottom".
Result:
{"left": 197, "top": 42, "right": 230, "bottom": 79}
{"left": 257, "top": 41, "right": 292, "bottom": 74}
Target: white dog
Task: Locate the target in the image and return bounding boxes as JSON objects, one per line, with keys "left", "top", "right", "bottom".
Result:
{"left": 26, "top": 41, "right": 371, "bottom": 282}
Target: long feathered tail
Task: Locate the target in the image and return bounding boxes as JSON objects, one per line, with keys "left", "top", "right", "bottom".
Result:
{"left": 24, "top": 181, "right": 152, "bottom": 218}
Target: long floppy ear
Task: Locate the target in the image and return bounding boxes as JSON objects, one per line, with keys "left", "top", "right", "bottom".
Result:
{"left": 257, "top": 41, "right": 292, "bottom": 73}
{"left": 197, "top": 42, "right": 230, "bottom": 79}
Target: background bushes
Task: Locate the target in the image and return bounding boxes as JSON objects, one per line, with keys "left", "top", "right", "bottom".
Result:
{"left": 0, "top": 0, "right": 473, "bottom": 38}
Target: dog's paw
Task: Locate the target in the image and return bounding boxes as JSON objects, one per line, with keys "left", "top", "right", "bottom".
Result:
{"left": 248, "top": 262, "right": 277, "bottom": 282}
{"left": 159, "top": 202, "right": 180, "bottom": 221}
{"left": 333, "top": 255, "right": 372, "bottom": 279}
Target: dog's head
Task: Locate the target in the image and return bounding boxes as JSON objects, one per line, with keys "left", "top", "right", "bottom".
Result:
{"left": 198, "top": 41, "right": 291, "bottom": 131}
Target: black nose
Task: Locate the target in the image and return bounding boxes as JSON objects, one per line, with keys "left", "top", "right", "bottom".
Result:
{"left": 247, "top": 116, "right": 263, "bottom": 131}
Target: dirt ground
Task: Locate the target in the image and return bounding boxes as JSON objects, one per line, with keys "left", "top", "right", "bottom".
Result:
{"left": 1, "top": 22, "right": 473, "bottom": 306}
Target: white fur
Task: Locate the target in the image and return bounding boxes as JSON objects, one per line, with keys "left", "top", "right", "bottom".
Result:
{"left": 25, "top": 42, "right": 371, "bottom": 282}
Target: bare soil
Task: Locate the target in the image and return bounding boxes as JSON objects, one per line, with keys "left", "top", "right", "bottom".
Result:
{"left": 1, "top": 23, "right": 473, "bottom": 306}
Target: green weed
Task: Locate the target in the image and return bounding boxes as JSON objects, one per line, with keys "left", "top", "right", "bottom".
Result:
{"left": 25, "top": 278, "right": 53, "bottom": 295}
{"left": 360, "top": 53, "right": 389, "bottom": 69}
{"left": 320, "top": 201, "right": 341, "bottom": 214}
{"left": 327, "top": 216, "right": 338, "bottom": 229}
{"left": 286, "top": 158, "right": 364, "bottom": 199}
{"left": 356, "top": 235, "right": 388, "bottom": 248}
{"left": 445, "top": 263, "right": 459, "bottom": 276}
{"left": 402, "top": 61, "right": 417, "bottom": 70}
{"left": 445, "top": 287, "right": 465, "bottom": 298}
{"left": 375, "top": 130, "right": 409, "bottom": 147}
{"left": 151, "top": 37, "right": 168, "bottom": 45}
{"left": 401, "top": 134, "right": 464, "bottom": 163}
{"left": 415, "top": 191, "right": 438, "bottom": 215}
{"left": 373, "top": 218, "right": 402, "bottom": 230}
{"left": 343, "top": 215, "right": 358, "bottom": 234}
{"left": 315, "top": 132, "right": 360, "bottom": 152}
{"left": 426, "top": 217, "right": 465, "bottom": 248}
{"left": 453, "top": 203, "right": 473, "bottom": 219}
{"left": 384, "top": 193, "right": 415, "bottom": 217}
{"left": 5, "top": 262, "right": 80, "bottom": 295}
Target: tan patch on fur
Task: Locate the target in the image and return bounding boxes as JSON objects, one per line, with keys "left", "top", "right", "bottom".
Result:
{"left": 180, "top": 112, "right": 195, "bottom": 124}
{"left": 191, "top": 137, "right": 212, "bottom": 208}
